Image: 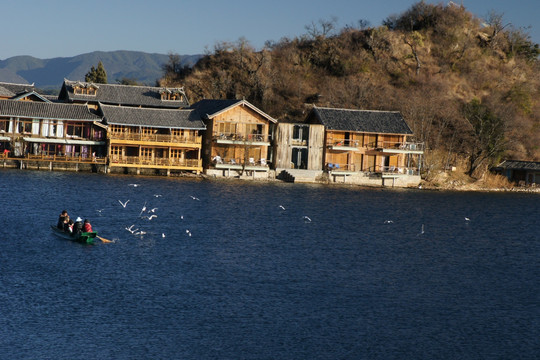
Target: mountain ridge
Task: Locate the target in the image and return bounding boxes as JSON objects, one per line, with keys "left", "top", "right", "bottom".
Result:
{"left": 0, "top": 50, "right": 201, "bottom": 91}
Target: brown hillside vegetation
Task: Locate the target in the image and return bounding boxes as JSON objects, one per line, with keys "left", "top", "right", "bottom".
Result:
{"left": 160, "top": 2, "right": 539, "bottom": 178}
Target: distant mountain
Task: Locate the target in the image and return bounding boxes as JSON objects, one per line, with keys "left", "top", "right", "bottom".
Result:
{"left": 0, "top": 50, "right": 201, "bottom": 92}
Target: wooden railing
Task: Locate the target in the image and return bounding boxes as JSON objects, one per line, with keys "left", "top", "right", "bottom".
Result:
{"left": 213, "top": 156, "right": 268, "bottom": 167}
{"left": 109, "top": 155, "right": 201, "bottom": 168}
{"left": 25, "top": 154, "right": 107, "bottom": 164}
{"left": 213, "top": 132, "right": 271, "bottom": 143}
{"left": 109, "top": 133, "right": 202, "bottom": 144}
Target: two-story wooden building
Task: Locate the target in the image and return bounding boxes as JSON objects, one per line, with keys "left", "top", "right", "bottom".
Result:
{"left": 99, "top": 104, "right": 205, "bottom": 175}
{"left": 57, "top": 80, "right": 207, "bottom": 175}
{"left": 305, "top": 106, "right": 424, "bottom": 186}
{"left": 189, "top": 99, "right": 277, "bottom": 178}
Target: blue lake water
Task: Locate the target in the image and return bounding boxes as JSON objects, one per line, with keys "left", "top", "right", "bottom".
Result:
{"left": 0, "top": 169, "right": 538, "bottom": 359}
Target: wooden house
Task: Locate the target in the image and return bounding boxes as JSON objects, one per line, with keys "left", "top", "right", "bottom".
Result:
{"left": 305, "top": 106, "right": 424, "bottom": 184}
{"left": 492, "top": 160, "right": 540, "bottom": 186}
{"left": 0, "top": 99, "right": 106, "bottom": 164}
{"left": 99, "top": 104, "right": 205, "bottom": 175}
{"left": 58, "top": 80, "right": 189, "bottom": 110}
{"left": 273, "top": 122, "right": 325, "bottom": 170}
{"left": 189, "top": 99, "right": 277, "bottom": 177}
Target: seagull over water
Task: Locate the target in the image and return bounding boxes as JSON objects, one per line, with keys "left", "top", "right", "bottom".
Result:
{"left": 303, "top": 216, "right": 312, "bottom": 222}
{"left": 128, "top": 184, "right": 140, "bottom": 187}
{"left": 144, "top": 215, "right": 157, "bottom": 220}
{"left": 465, "top": 217, "right": 470, "bottom": 221}
{"left": 118, "top": 199, "right": 130, "bottom": 208}
{"left": 418, "top": 224, "right": 425, "bottom": 236}
{"left": 186, "top": 229, "right": 192, "bottom": 237}
{"left": 384, "top": 220, "right": 394, "bottom": 224}
{"left": 279, "top": 205, "right": 286, "bottom": 210}
{"left": 189, "top": 195, "right": 200, "bottom": 201}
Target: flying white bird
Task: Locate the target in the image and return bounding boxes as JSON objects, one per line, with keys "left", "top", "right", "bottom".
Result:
{"left": 139, "top": 202, "right": 147, "bottom": 216}
{"left": 144, "top": 215, "right": 157, "bottom": 220}
{"left": 125, "top": 225, "right": 138, "bottom": 234}
{"left": 128, "top": 184, "right": 140, "bottom": 187}
{"left": 465, "top": 217, "right": 470, "bottom": 221}
{"left": 384, "top": 220, "right": 394, "bottom": 224}
{"left": 118, "top": 199, "right": 130, "bottom": 208}
{"left": 162, "top": 233, "right": 166, "bottom": 238}
{"left": 186, "top": 229, "right": 192, "bottom": 237}
{"left": 189, "top": 195, "right": 200, "bottom": 201}
{"left": 154, "top": 194, "right": 162, "bottom": 197}
{"left": 418, "top": 224, "right": 425, "bottom": 236}
{"left": 149, "top": 208, "right": 158, "bottom": 213}
{"left": 279, "top": 205, "right": 286, "bottom": 210}
{"left": 180, "top": 215, "right": 184, "bottom": 220}
{"left": 303, "top": 216, "right": 312, "bottom": 222}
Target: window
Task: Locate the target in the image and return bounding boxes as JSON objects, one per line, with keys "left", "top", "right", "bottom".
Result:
{"left": 73, "top": 85, "right": 97, "bottom": 96}
{"left": 66, "top": 123, "right": 84, "bottom": 138}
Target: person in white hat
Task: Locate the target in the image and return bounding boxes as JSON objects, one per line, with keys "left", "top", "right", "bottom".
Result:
{"left": 73, "top": 217, "right": 84, "bottom": 236}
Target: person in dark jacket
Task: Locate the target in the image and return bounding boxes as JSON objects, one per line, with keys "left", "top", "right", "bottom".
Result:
{"left": 57, "top": 210, "right": 68, "bottom": 229}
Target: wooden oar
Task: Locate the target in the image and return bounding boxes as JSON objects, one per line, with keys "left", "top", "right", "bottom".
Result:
{"left": 97, "top": 235, "right": 113, "bottom": 243}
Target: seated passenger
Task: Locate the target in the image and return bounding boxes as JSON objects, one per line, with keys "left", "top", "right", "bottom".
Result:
{"left": 73, "top": 217, "right": 83, "bottom": 236}
{"left": 83, "top": 219, "right": 93, "bottom": 233}
{"left": 57, "top": 210, "right": 68, "bottom": 229}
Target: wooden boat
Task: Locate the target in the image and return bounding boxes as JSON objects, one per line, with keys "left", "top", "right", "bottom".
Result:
{"left": 50, "top": 225, "right": 97, "bottom": 245}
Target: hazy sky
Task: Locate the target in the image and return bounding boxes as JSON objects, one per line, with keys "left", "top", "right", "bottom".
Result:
{"left": 2, "top": 0, "right": 539, "bottom": 59}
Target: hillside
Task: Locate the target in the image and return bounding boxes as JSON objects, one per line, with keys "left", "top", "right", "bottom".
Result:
{"left": 160, "top": 2, "right": 539, "bottom": 178}
{"left": 0, "top": 50, "right": 201, "bottom": 91}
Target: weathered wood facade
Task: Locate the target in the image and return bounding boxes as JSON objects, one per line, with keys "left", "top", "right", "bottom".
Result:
{"left": 190, "top": 99, "right": 276, "bottom": 177}
{"left": 100, "top": 105, "right": 205, "bottom": 174}
{"left": 273, "top": 123, "right": 324, "bottom": 170}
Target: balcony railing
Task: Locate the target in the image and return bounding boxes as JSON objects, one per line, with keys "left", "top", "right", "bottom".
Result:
{"left": 108, "top": 133, "right": 201, "bottom": 144}
{"left": 213, "top": 132, "right": 270, "bottom": 143}
{"left": 377, "top": 141, "right": 425, "bottom": 152}
{"left": 213, "top": 156, "right": 268, "bottom": 168}
{"left": 109, "top": 155, "right": 201, "bottom": 168}
{"left": 326, "top": 163, "right": 420, "bottom": 175}
{"left": 25, "top": 154, "right": 107, "bottom": 164}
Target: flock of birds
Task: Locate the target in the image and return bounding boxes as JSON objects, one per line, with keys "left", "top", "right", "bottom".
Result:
{"left": 105, "top": 183, "right": 473, "bottom": 242}
{"left": 101, "top": 183, "right": 316, "bottom": 242}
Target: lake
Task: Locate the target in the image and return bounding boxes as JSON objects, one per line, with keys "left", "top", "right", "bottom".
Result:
{"left": 0, "top": 169, "right": 538, "bottom": 359}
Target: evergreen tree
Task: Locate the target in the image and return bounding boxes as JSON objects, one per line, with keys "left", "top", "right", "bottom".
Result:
{"left": 85, "top": 61, "right": 108, "bottom": 83}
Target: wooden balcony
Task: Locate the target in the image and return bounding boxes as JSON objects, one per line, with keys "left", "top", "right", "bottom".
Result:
{"left": 108, "top": 133, "right": 202, "bottom": 146}
{"left": 378, "top": 141, "right": 424, "bottom": 154}
{"left": 213, "top": 132, "right": 271, "bottom": 145}
{"left": 25, "top": 153, "right": 107, "bottom": 164}
{"left": 212, "top": 156, "right": 269, "bottom": 171}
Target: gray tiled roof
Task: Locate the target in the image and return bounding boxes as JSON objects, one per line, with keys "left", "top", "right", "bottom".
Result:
{"left": 189, "top": 99, "right": 277, "bottom": 123}
{"left": 307, "top": 106, "right": 413, "bottom": 135}
{"left": 0, "top": 86, "right": 14, "bottom": 97}
{"left": 496, "top": 160, "right": 540, "bottom": 171}
{"left": 0, "top": 99, "right": 101, "bottom": 121}
{"left": 100, "top": 105, "right": 206, "bottom": 130}
{"left": 0, "top": 82, "right": 35, "bottom": 96}
{"left": 59, "top": 80, "right": 190, "bottom": 108}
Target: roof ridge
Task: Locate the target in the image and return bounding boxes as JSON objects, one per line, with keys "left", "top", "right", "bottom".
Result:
{"left": 64, "top": 79, "right": 185, "bottom": 90}
{"left": 316, "top": 106, "right": 400, "bottom": 113}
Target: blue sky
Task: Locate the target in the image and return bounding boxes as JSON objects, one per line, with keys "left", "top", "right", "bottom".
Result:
{"left": 2, "top": 0, "right": 539, "bottom": 59}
